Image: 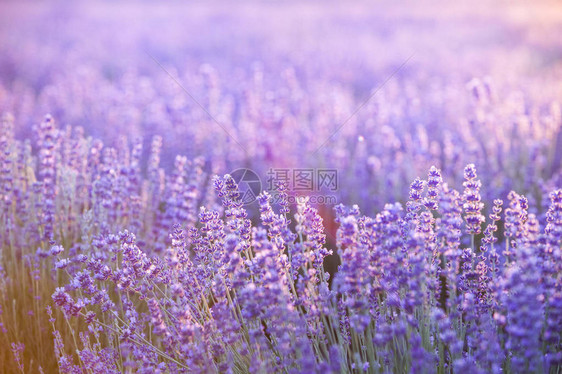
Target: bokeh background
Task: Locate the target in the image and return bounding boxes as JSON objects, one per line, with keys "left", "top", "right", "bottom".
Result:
{"left": 1, "top": 0, "right": 561, "bottom": 216}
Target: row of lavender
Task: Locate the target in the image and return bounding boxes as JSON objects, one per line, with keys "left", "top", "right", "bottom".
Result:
{"left": 3, "top": 63, "right": 562, "bottom": 216}
{"left": 0, "top": 114, "right": 560, "bottom": 372}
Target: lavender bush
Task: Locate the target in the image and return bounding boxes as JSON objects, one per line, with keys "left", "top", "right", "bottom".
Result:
{"left": 0, "top": 1, "right": 561, "bottom": 373}
{"left": 0, "top": 114, "right": 560, "bottom": 373}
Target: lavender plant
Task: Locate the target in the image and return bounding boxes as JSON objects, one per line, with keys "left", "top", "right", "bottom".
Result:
{"left": 44, "top": 166, "right": 561, "bottom": 373}
{"left": 0, "top": 111, "right": 560, "bottom": 373}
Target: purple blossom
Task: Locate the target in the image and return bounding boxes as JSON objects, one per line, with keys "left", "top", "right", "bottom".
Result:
{"left": 462, "top": 164, "right": 485, "bottom": 236}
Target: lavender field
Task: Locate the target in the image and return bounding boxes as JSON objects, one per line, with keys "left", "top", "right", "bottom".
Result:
{"left": 0, "top": 1, "right": 561, "bottom": 373}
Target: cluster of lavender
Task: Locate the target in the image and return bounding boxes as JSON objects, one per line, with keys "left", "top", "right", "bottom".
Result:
{"left": 0, "top": 114, "right": 214, "bottom": 372}
{"left": 0, "top": 114, "right": 213, "bottom": 253}
{"left": 0, "top": 113, "right": 560, "bottom": 372}
{"left": 3, "top": 117, "right": 548, "bottom": 373}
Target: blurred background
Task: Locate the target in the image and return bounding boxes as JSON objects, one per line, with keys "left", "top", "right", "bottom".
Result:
{"left": 1, "top": 0, "right": 561, "bottom": 216}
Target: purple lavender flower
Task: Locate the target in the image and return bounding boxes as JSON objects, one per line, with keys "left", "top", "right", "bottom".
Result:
{"left": 424, "top": 166, "right": 442, "bottom": 211}
{"left": 462, "top": 164, "right": 485, "bottom": 236}
{"left": 504, "top": 191, "right": 530, "bottom": 261}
